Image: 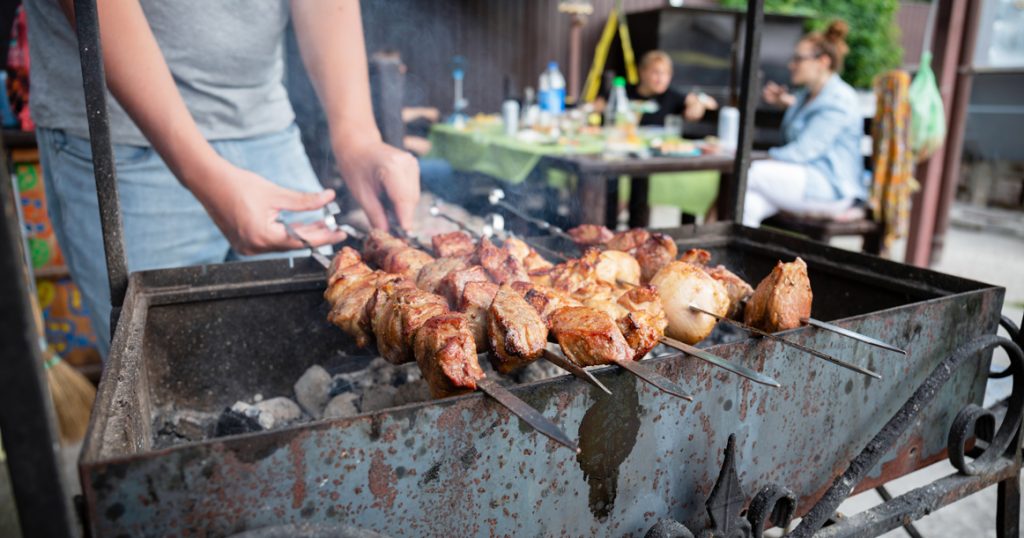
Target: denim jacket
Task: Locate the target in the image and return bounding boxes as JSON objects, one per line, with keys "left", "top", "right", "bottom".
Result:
{"left": 768, "top": 74, "right": 866, "bottom": 202}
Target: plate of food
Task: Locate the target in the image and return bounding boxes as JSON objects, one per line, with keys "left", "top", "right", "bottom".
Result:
{"left": 650, "top": 138, "right": 700, "bottom": 157}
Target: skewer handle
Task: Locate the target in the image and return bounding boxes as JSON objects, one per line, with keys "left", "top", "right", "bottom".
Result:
{"left": 476, "top": 379, "right": 580, "bottom": 453}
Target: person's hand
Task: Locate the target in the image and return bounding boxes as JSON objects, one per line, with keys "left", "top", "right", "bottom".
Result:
{"left": 336, "top": 140, "right": 421, "bottom": 231}
{"left": 763, "top": 81, "right": 795, "bottom": 108}
{"left": 684, "top": 92, "right": 707, "bottom": 122}
{"left": 198, "top": 159, "right": 346, "bottom": 255}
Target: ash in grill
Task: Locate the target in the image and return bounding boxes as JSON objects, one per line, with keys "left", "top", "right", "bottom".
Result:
{"left": 153, "top": 354, "right": 565, "bottom": 448}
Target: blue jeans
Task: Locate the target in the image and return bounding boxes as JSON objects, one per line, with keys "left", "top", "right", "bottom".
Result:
{"left": 37, "top": 123, "right": 324, "bottom": 358}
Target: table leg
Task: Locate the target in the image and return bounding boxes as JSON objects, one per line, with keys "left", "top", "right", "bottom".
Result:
{"left": 577, "top": 173, "right": 608, "bottom": 227}
{"left": 606, "top": 176, "right": 619, "bottom": 229}
{"left": 628, "top": 175, "right": 650, "bottom": 228}
{"left": 716, "top": 171, "right": 736, "bottom": 222}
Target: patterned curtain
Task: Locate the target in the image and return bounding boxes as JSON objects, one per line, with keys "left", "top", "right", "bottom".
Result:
{"left": 870, "top": 70, "right": 919, "bottom": 250}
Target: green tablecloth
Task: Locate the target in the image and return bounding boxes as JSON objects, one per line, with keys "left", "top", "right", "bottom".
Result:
{"left": 429, "top": 123, "right": 720, "bottom": 216}
{"left": 429, "top": 123, "right": 604, "bottom": 184}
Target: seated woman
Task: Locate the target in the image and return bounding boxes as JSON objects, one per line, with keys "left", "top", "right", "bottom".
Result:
{"left": 628, "top": 50, "right": 717, "bottom": 127}
{"left": 743, "top": 21, "right": 866, "bottom": 227}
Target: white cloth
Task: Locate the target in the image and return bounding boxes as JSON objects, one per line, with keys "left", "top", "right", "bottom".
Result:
{"left": 742, "top": 160, "right": 855, "bottom": 227}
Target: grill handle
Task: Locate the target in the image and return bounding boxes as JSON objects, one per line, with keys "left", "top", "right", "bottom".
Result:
{"left": 74, "top": 0, "right": 130, "bottom": 322}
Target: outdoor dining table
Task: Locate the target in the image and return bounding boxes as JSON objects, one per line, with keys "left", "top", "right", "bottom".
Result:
{"left": 536, "top": 152, "right": 765, "bottom": 228}
{"left": 429, "top": 121, "right": 765, "bottom": 228}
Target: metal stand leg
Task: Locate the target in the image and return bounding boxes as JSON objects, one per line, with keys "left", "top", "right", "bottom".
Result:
{"left": 997, "top": 474, "right": 1020, "bottom": 538}
{"left": 875, "top": 485, "right": 925, "bottom": 538}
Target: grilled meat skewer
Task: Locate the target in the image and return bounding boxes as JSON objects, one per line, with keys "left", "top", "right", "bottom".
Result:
{"left": 288, "top": 223, "right": 579, "bottom": 451}
{"left": 355, "top": 230, "right": 608, "bottom": 393}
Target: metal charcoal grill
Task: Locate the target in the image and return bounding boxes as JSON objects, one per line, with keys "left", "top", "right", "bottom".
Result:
{"left": 51, "top": 0, "right": 1022, "bottom": 535}
{"left": 79, "top": 222, "right": 1019, "bottom": 537}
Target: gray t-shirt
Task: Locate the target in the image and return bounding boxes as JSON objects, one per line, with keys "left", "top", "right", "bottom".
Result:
{"left": 25, "top": 0, "right": 295, "bottom": 146}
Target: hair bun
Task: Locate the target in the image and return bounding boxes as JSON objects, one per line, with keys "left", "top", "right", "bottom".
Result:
{"left": 825, "top": 20, "right": 849, "bottom": 43}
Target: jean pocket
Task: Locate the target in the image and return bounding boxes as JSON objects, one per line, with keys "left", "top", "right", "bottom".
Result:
{"left": 55, "top": 130, "right": 153, "bottom": 167}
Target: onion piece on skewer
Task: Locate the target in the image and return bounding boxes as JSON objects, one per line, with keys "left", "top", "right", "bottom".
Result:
{"left": 649, "top": 261, "right": 730, "bottom": 345}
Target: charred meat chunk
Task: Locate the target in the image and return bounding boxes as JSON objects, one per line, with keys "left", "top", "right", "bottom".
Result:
{"left": 431, "top": 231, "right": 476, "bottom": 259}
{"left": 744, "top": 257, "right": 812, "bottom": 333}
{"left": 487, "top": 283, "right": 549, "bottom": 373}
{"left": 549, "top": 307, "right": 633, "bottom": 366}
{"left": 458, "top": 280, "right": 500, "bottom": 353}
{"left": 371, "top": 283, "right": 449, "bottom": 364}
{"left": 413, "top": 313, "right": 486, "bottom": 398}
{"left": 438, "top": 265, "right": 491, "bottom": 309}
{"left": 416, "top": 257, "right": 469, "bottom": 295}
{"left": 568, "top": 224, "right": 614, "bottom": 247}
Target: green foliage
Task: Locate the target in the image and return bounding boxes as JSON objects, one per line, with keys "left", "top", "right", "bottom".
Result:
{"left": 719, "top": 0, "right": 903, "bottom": 88}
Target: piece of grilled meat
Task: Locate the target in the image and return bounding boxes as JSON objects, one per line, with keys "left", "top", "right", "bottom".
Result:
{"left": 744, "top": 257, "right": 812, "bottom": 333}
{"left": 416, "top": 257, "right": 469, "bottom": 295}
{"left": 606, "top": 228, "right": 651, "bottom": 253}
{"left": 477, "top": 237, "right": 530, "bottom": 284}
{"left": 413, "top": 313, "right": 486, "bottom": 398}
{"left": 675, "top": 248, "right": 753, "bottom": 320}
{"left": 567, "top": 224, "right": 614, "bottom": 246}
{"left": 634, "top": 233, "right": 678, "bottom": 284}
{"left": 432, "top": 231, "right": 476, "bottom": 259}
{"left": 326, "top": 270, "right": 407, "bottom": 348}
{"left": 548, "top": 307, "right": 633, "bottom": 366}
{"left": 705, "top": 265, "right": 754, "bottom": 320}
{"left": 363, "top": 229, "right": 409, "bottom": 267}
{"left": 616, "top": 285, "right": 669, "bottom": 360}
{"left": 438, "top": 265, "right": 491, "bottom": 308}
{"left": 327, "top": 246, "right": 366, "bottom": 286}
{"left": 487, "top": 283, "right": 549, "bottom": 374}
{"left": 459, "top": 280, "right": 499, "bottom": 353}
{"left": 380, "top": 246, "right": 434, "bottom": 280}
{"left": 519, "top": 284, "right": 583, "bottom": 325}
{"left": 371, "top": 283, "right": 450, "bottom": 364}
{"left": 503, "top": 237, "right": 555, "bottom": 276}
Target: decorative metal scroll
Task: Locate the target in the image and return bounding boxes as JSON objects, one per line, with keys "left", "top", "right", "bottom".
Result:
{"left": 647, "top": 334, "right": 1024, "bottom": 538}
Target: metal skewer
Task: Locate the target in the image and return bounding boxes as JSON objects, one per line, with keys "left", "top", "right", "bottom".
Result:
{"left": 800, "top": 317, "right": 907, "bottom": 356}
{"left": 475, "top": 379, "right": 579, "bottom": 453}
{"left": 612, "top": 358, "right": 694, "bottom": 400}
{"left": 280, "top": 219, "right": 580, "bottom": 452}
{"left": 488, "top": 188, "right": 577, "bottom": 243}
{"left": 543, "top": 347, "right": 613, "bottom": 396}
{"left": 278, "top": 217, "right": 333, "bottom": 269}
{"left": 429, "top": 201, "right": 483, "bottom": 236}
{"left": 611, "top": 280, "right": 782, "bottom": 387}
{"left": 659, "top": 335, "right": 782, "bottom": 388}
{"left": 688, "top": 304, "right": 882, "bottom": 380}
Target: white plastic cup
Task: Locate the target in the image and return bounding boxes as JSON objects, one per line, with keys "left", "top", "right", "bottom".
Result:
{"left": 718, "top": 106, "right": 740, "bottom": 153}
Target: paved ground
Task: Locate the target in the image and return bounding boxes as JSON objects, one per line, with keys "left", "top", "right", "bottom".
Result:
{"left": 2, "top": 202, "right": 1021, "bottom": 537}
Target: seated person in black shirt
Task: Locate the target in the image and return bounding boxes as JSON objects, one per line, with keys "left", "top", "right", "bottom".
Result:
{"left": 627, "top": 50, "right": 718, "bottom": 126}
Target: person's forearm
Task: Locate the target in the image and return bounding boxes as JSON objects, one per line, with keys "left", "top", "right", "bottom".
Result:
{"left": 291, "top": 0, "right": 381, "bottom": 155}
{"left": 82, "top": 1, "right": 224, "bottom": 200}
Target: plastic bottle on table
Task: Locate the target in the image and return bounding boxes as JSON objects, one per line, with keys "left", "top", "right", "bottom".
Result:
{"left": 604, "top": 76, "right": 635, "bottom": 142}
{"left": 539, "top": 61, "right": 566, "bottom": 116}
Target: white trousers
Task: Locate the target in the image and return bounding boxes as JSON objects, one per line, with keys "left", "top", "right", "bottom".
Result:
{"left": 742, "top": 160, "right": 854, "bottom": 227}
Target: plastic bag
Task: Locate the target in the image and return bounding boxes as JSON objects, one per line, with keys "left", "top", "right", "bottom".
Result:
{"left": 908, "top": 51, "right": 946, "bottom": 162}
